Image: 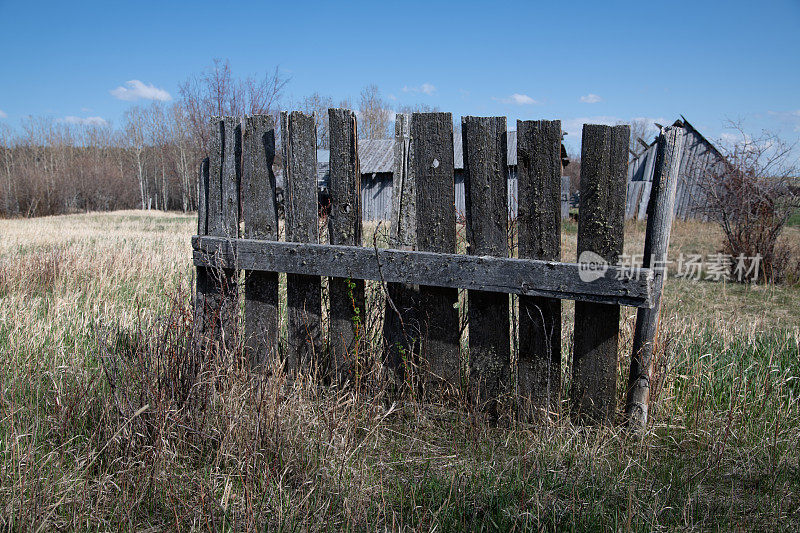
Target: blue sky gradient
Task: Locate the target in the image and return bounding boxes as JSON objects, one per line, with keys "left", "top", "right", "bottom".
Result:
{"left": 1, "top": 0, "right": 798, "bottom": 153}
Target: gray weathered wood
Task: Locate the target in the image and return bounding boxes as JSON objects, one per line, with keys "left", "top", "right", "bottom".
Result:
{"left": 412, "top": 112, "right": 460, "bottom": 393}
{"left": 281, "top": 111, "right": 322, "bottom": 375}
{"left": 462, "top": 116, "right": 510, "bottom": 416}
{"left": 572, "top": 123, "right": 630, "bottom": 423}
{"left": 383, "top": 114, "right": 422, "bottom": 379}
{"left": 242, "top": 115, "right": 279, "bottom": 370}
{"left": 626, "top": 126, "right": 686, "bottom": 430}
{"left": 203, "top": 117, "right": 240, "bottom": 352}
{"left": 198, "top": 157, "right": 209, "bottom": 236}
{"left": 193, "top": 237, "right": 655, "bottom": 307}
{"left": 516, "top": 120, "right": 563, "bottom": 415}
{"left": 194, "top": 157, "right": 210, "bottom": 342}
{"left": 328, "top": 108, "right": 365, "bottom": 383}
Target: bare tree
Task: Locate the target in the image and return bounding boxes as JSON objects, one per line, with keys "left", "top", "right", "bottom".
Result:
{"left": 358, "top": 84, "right": 391, "bottom": 139}
{"left": 396, "top": 103, "right": 440, "bottom": 115}
{"left": 299, "top": 92, "right": 334, "bottom": 148}
{"left": 701, "top": 122, "right": 799, "bottom": 282}
{"left": 620, "top": 118, "right": 660, "bottom": 157}
{"left": 124, "top": 105, "right": 149, "bottom": 209}
{"left": 178, "top": 58, "right": 288, "bottom": 155}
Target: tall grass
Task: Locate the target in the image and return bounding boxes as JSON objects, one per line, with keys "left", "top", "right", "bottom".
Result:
{"left": 0, "top": 211, "right": 798, "bottom": 530}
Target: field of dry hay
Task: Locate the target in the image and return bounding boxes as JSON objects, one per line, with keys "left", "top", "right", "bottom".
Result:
{"left": 0, "top": 210, "right": 798, "bottom": 530}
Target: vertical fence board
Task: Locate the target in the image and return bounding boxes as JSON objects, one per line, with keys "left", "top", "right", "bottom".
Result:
{"left": 516, "top": 119, "right": 563, "bottom": 415}
{"left": 282, "top": 111, "right": 322, "bottom": 374}
{"left": 626, "top": 126, "right": 686, "bottom": 429}
{"left": 463, "top": 116, "right": 510, "bottom": 416}
{"left": 202, "top": 118, "right": 241, "bottom": 352}
{"left": 412, "top": 112, "right": 460, "bottom": 393}
{"left": 328, "top": 108, "right": 365, "bottom": 382}
{"left": 242, "top": 115, "right": 279, "bottom": 370}
{"left": 572, "top": 124, "right": 629, "bottom": 422}
{"left": 383, "top": 114, "right": 421, "bottom": 379}
{"left": 195, "top": 157, "right": 210, "bottom": 339}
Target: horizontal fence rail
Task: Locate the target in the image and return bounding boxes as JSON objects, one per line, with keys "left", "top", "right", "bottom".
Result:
{"left": 193, "top": 110, "right": 684, "bottom": 428}
{"left": 193, "top": 236, "right": 655, "bottom": 307}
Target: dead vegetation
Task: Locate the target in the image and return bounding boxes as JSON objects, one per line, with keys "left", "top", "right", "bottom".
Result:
{"left": 0, "top": 211, "right": 798, "bottom": 530}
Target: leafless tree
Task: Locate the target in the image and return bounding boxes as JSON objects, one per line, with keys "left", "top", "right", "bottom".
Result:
{"left": 178, "top": 58, "right": 288, "bottom": 155}
{"left": 298, "top": 93, "right": 335, "bottom": 148}
{"left": 701, "top": 122, "right": 799, "bottom": 282}
{"left": 358, "top": 84, "right": 391, "bottom": 139}
{"left": 396, "top": 103, "right": 440, "bottom": 115}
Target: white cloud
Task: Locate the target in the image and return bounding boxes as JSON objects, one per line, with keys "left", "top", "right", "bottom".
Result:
{"left": 402, "top": 83, "right": 436, "bottom": 95}
{"left": 0, "top": 109, "right": 7, "bottom": 119}
{"left": 60, "top": 116, "right": 108, "bottom": 126}
{"left": 110, "top": 80, "right": 171, "bottom": 102}
{"left": 496, "top": 93, "right": 538, "bottom": 105}
{"left": 580, "top": 93, "right": 602, "bottom": 104}
{"left": 768, "top": 109, "right": 800, "bottom": 132}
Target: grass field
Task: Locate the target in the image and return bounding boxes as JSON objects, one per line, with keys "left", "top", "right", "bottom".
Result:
{"left": 0, "top": 210, "right": 798, "bottom": 530}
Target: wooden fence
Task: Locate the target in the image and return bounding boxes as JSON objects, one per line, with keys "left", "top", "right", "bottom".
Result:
{"left": 193, "top": 110, "right": 685, "bottom": 428}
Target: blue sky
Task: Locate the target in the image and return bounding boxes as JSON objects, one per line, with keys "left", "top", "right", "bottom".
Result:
{"left": 1, "top": 0, "right": 798, "bottom": 153}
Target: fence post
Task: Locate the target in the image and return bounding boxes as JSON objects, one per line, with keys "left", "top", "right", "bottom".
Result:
{"left": 626, "top": 126, "right": 686, "bottom": 430}
{"left": 572, "top": 124, "right": 629, "bottom": 423}
{"left": 242, "top": 115, "right": 279, "bottom": 370}
{"left": 281, "top": 111, "right": 322, "bottom": 375}
{"left": 462, "top": 116, "right": 510, "bottom": 418}
{"left": 328, "top": 108, "right": 365, "bottom": 383}
{"left": 383, "top": 114, "right": 421, "bottom": 381}
{"left": 412, "top": 112, "right": 460, "bottom": 395}
{"left": 200, "top": 117, "right": 241, "bottom": 354}
{"left": 516, "top": 119, "right": 563, "bottom": 416}
{"left": 194, "top": 156, "right": 210, "bottom": 340}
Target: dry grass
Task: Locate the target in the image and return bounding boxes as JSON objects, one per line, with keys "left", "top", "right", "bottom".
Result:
{"left": 0, "top": 210, "right": 798, "bottom": 530}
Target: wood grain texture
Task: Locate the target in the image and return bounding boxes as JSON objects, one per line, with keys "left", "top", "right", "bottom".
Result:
{"left": 193, "top": 237, "right": 654, "bottom": 307}
{"left": 383, "top": 113, "right": 422, "bottom": 379}
{"left": 411, "top": 113, "right": 460, "bottom": 393}
{"left": 194, "top": 157, "right": 210, "bottom": 343}
{"left": 242, "top": 115, "right": 279, "bottom": 370}
{"left": 462, "top": 116, "right": 510, "bottom": 416}
{"left": 202, "top": 118, "right": 240, "bottom": 353}
{"left": 281, "top": 111, "right": 322, "bottom": 375}
{"left": 516, "top": 119, "right": 563, "bottom": 415}
{"left": 328, "top": 108, "right": 365, "bottom": 383}
{"left": 572, "top": 124, "right": 630, "bottom": 423}
{"left": 626, "top": 126, "right": 686, "bottom": 430}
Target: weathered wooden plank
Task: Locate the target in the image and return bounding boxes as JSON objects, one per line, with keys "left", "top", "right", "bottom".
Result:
{"left": 203, "top": 117, "right": 240, "bottom": 353}
{"left": 193, "top": 237, "right": 655, "bottom": 307}
{"left": 462, "top": 116, "right": 510, "bottom": 416}
{"left": 221, "top": 117, "right": 241, "bottom": 239}
{"left": 626, "top": 126, "right": 686, "bottom": 430}
{"left": 197, "top": 157, "right": 209, "bottom": 236}
{"left": 281, "top": 111, "right": 322, "bottom": 375}
{"left": 194, "top": 157, "right": 210, "bottom": 342}
{"left": 572, "top": 124, "right": 629, "bottom": 423}
{"left": 242, "top": 115, "right": 279, "bottom": 370}
{"left": 328, "top": 108, "right": 365, "bottom": 383}
{"left": 412, "top": 112, "right": 459, "bottom": 394}
{"left": 516, "top": 119, "right": 563, "bottom": 415}
{"left": 383, "top": 114, "right": 422, "bottom": 379}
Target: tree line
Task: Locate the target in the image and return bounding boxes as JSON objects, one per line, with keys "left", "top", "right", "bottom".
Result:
{"left": 0, "top": 60, "right": 411, "bottom": 218}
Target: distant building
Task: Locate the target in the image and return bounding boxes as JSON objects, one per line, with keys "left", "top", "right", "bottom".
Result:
{"left": 626, "top": 117, "right": 726, "bottom": 221}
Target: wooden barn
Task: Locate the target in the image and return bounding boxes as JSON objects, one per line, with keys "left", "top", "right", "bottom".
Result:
{"left": 318, "top": 131, "right": 569, "bottom": 221}
{"left": 626, "top": 117, "right": 726, "bottom": 221}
